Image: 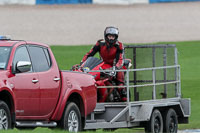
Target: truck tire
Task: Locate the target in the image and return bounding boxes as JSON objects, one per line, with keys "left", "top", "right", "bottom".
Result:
{"left": 145, "top": 109, "right": 163, "bottom": 133}
{"left": 0, "top": 100, "right": 11, "bottom": 130}
{"left": 62, "top": 102, "right": 82, "bottom": 132}
{"left": 163, "top": 108, "right": 178, "bottom": 133}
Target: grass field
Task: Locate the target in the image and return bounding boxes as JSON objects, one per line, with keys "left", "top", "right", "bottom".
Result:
{"left": 3, "top": 41, "right": 200, "bottom": 132}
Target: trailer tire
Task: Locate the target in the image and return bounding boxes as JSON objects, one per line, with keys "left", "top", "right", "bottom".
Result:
{"left": 0, "top": 100, "right": 11, "bottom": 130}
{"left": 163, "top": 108, "right": 178, "bottom": 133}
{"left": 145, "top": 109, "right": 163, "bottom": 133}
{"left": 62, "top": 102, "right": 82, "bottom": 132}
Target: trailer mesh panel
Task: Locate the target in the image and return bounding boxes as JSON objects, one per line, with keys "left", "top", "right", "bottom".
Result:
{"left": 124, "top": 45, "right": 178, "bottom": 101}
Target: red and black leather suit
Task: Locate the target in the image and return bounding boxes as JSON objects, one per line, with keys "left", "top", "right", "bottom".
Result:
{"left": 81, "top": 39, "right": 125, "bottom": 86}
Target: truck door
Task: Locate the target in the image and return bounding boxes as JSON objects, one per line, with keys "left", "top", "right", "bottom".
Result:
{"left": 27, "top": 45, "right": 60, "bottom": 117}
{"left": 12, "top": 45, "right": 40, "bottom": 117}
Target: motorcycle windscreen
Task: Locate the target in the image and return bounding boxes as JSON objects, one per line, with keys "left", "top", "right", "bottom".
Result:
{"left": 83, "top": 57, "right": 103, "bottom": 70}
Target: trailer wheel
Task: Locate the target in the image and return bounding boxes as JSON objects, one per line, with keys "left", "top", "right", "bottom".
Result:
{"left": 145, "top": 109, "right": 163, "bottom": 133}
{"left": 0, "top": 100, "right": 11, "bottom": 130}
{"left": 62, "top": 102, "right": 82, "bottom": 132}
{"left": 163, "top": 108, "right": 178, "bottom": 133}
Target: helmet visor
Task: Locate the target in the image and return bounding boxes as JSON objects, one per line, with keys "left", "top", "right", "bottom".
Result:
{"left": 105, "top": 27, "right": 119, "bottom": 35}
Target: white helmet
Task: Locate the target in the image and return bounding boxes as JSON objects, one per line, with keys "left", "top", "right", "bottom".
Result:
{"left": 104, "top": 26, "right": 119, "bottom": 44}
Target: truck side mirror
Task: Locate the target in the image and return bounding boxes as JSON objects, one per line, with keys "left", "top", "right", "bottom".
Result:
{"left": 12, "top": 61, "right": 31, "bottom": 74}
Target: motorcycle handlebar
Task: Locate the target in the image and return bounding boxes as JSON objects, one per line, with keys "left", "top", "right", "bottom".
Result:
{"left": 99, "top": 67, "right": 116, "bottom": 77}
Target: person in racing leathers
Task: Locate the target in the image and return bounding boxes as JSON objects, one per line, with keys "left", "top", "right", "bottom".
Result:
{"left": 81, "top": 26, "right": 127, "bottom": 101}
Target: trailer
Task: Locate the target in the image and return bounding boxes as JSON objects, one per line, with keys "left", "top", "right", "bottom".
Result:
{"left": 84, "top": 44, "right": 191, "bottom": 133}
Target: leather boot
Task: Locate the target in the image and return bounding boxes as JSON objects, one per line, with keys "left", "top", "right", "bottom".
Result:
{"left": 120, "top": 88, "right": 127, "bottom": 102}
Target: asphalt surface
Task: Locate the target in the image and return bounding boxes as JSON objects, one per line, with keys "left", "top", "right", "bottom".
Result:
{"left": 1, "top": 2, "right": 200, "bottom": 45}
{"left": 179, "top": 129, "right": 200, "bottom": 133}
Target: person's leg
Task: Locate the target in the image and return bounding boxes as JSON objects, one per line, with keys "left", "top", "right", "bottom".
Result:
{"left": 116, "top": 71, "right": 127, "bottom": 101}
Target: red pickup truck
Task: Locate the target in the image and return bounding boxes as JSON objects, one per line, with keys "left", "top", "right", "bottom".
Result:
{"left": 0, "top": 36, "right": 97, "bottom": 132}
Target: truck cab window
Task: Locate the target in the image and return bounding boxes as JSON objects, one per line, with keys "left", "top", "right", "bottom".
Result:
{"left": 0, "top": 47, "right": 11, "bottom": 69}
{"left": 28, "top": 46, "right": 50, "bottom": 72}
{"left": 13, "top": 46, "right": 32, "bottom": 73}
{"left": 43, "top": 48, "right": 52, "bottom": 67}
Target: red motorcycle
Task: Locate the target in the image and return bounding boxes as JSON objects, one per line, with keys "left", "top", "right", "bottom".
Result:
{"left": 72, "top": 57, "right": 131, "bottom": 102}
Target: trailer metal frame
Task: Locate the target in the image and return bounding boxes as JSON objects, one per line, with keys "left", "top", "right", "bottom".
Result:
{"left": 84, "top": 44, "right": 191, "bottom": 131}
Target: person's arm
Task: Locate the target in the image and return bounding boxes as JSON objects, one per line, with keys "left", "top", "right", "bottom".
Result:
{"left": 81, "top": 41, "right": 100, "bottom": 63}
{"left": 115, "top": 42, "right": 124, "bottom": 69}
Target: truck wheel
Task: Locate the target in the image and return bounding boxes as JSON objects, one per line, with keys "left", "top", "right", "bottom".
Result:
{"left": 145, "top": 109, "right": 163, "bottom": 133}
{"left": 0, "top": 100, "right": 11, "bottom": 130}
{"left": 163, "top": 108, "right": 178, "bottom": 133}
{"left": 62, "top": 102, "right": 82, "bottom": 132}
